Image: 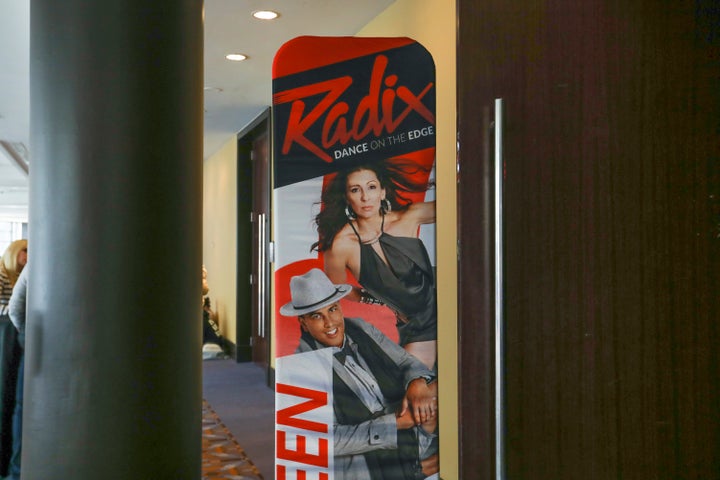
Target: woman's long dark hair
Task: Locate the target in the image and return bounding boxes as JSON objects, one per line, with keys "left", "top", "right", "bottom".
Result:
{"left": 311, "top": 158, "right": 432, "bottom": 252}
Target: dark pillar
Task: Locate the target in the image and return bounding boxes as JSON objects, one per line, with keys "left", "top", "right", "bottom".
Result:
{"left": 26, "top": 1, "right": 203, "bottom": 478}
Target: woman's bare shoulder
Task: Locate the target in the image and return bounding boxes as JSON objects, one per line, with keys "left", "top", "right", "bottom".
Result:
{"left": 328, "top": 225, "right": 357, "bottom": 254}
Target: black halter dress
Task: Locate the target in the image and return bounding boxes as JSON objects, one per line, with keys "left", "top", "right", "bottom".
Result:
{"left": 349, "top": 217, "right": 437, "bottom": 346}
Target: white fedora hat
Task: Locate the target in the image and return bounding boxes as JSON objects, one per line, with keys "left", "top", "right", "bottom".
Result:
{"left": 280, "top": 268, "right": 352, "bottom": 316}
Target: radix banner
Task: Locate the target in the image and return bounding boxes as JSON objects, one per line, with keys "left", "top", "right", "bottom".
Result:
{"left": 272, "top": 36, "right": 439, "bottom": 480}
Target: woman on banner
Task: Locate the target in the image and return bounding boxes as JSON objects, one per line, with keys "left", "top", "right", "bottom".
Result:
{"left": 312, "top": 159, "right": 437, "bottom": 369}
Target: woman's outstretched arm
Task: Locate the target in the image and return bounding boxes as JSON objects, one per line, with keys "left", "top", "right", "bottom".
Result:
{"left": 407, "top": 200, "right": 436, "bottom": 225}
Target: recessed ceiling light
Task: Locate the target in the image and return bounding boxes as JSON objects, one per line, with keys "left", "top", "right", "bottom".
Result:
{"left": 225, "top": 53, "right": 247, "bottom": 62}
{"left": 252, "top": 10, "right": 279, "bottom": 20}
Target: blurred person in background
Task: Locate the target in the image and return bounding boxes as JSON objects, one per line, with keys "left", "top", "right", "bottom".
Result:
{"left": 0, "top": 239, "right": 26, "bottom": 479}
{"left": 202, "top": 265, "right": 227, "bottom": 359}
{"left": 7, "top": 265, "right": 28, "bottom": 480}
{"left": 0, "top": 240, "right": 27, "bottom": 316}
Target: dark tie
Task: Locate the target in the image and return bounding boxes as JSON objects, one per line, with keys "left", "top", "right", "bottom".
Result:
{"left": 334, "top": 342, "right": 355, "bottom": 365}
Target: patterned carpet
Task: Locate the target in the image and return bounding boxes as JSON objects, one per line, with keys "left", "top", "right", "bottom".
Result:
{"left": 202, "top": 399, "right": 264, "bottom": 479}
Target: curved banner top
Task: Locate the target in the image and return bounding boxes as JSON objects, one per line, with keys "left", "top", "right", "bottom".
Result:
{"left": 272, "top": 36, "right": 436, "bottom": 188}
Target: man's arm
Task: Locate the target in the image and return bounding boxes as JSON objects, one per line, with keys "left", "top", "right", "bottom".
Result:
{"left": 333, "top": 413, "right": 397, "bottom": 456}
{"left": 347, "top": 318, "right": 435, "bottom": 385}
{"left": 334, "top": 409, "right": 428, "bottom": 456}
{"left": 348, "top": 318, "right": 437, "bottom": 424}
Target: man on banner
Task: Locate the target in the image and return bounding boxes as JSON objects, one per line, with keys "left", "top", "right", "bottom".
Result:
{"left": 280, "top": 268, "right": 439, "bottom": 480}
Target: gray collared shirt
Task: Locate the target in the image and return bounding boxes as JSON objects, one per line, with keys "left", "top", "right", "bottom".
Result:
{"left": 332, "top": 335, "right": 386, "bottom": 414}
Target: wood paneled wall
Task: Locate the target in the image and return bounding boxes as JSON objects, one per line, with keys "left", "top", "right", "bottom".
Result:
{"left": 458, "top": 1, "right": 720, "bottom": 478}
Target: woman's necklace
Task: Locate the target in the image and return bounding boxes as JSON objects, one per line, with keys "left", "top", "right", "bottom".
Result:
{"left": 355, "top": 218, "right": 383, "bottom": 245}
{"left": 362, "top": 231, "right": 382, "bottom": 245}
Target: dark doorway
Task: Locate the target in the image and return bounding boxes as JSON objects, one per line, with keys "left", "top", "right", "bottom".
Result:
{"left": 236, "top": 108, "right": 271, "bottom": 374}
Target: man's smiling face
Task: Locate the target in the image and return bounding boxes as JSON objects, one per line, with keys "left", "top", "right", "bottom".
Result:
{"left": 299, "top": 302, "right": 345, "bottom": 348}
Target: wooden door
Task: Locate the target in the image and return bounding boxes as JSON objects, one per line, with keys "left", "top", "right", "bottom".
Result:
{"left": 236, "top": 109, "right": 271, "bottom": 371}
{"left": 250, "top": 129, "right": 270, "bottom": 368}
{"left": 457, "top": 1, "right": 720, "bottom": 478}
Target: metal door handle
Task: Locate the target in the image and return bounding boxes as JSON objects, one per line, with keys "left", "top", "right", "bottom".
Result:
{"left": 494, "top": 98, "right": 505, "bottom": 480}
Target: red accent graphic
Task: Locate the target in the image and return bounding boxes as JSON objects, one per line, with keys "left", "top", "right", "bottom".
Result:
{"left": 276, "top": 430, "right": 329, "bottom": 468}
{"left": 273, "top": 36, "right": 415, "bottom": 78}
{"left": 276, "top": 383, "right": 329, "bottom": 433}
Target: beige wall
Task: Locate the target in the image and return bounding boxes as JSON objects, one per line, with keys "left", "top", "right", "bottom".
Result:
{"left": 202, "top": 136, "right": 237, "bottom": 343}
{"left": 358, "top": 1, "right": 459, "bottom": 477}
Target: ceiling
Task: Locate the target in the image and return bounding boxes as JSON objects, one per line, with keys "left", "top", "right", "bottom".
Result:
{"left": 0, "top": 0, "right": 396, "bottom": 222}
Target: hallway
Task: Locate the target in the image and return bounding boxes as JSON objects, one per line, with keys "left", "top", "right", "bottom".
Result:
{"left": 202, "top": 359, "right": 275, "bottom": 479}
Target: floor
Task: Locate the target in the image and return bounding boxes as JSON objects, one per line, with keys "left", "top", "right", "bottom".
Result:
{"left": 0, "top": 358, "right": 274, "bottom": 480}
{"left": 202, "top": 358, "right": 275, "bottom": 479}
{"left": 202, "top": 398, "right": 263, "bottom": 479}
